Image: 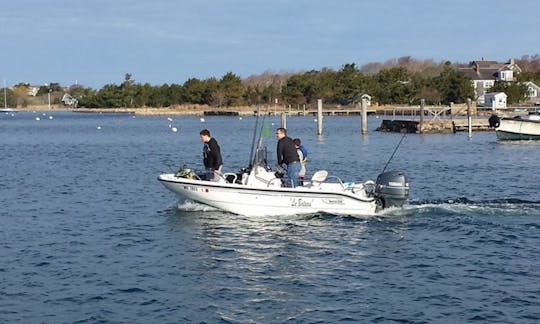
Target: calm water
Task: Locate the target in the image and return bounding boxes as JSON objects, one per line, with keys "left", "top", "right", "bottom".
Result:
{"left": 1, "top": 111, "right": 539, "bottom": 323}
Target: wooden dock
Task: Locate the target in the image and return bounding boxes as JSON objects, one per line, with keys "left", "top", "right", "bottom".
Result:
{"left": 377, "top": 118, "right": 493, "bottom": 133}
{"left": 267, "top": 109, "right": 376, "bottom": 116}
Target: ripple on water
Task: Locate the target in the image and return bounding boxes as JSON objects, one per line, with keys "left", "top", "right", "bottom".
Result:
{"left": 1, "top": 113, "right": 540, "bottom": 323}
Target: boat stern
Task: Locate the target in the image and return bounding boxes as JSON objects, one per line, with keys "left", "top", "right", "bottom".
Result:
{"left": 374, "top": 171, "right": 409, "bottom": 209}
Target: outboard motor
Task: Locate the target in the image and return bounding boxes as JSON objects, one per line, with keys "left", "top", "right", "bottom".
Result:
{"left": 374, "top": 171, "right": 409, "bottom": 210}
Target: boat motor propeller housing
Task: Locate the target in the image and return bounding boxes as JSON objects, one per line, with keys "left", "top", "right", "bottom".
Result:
{"left": 374, "top": 171, "right": 409, "bottom": 210}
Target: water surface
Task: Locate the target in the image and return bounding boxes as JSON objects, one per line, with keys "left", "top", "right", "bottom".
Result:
{"left": 1, "top": 111, "right": 539, "bottom": 323}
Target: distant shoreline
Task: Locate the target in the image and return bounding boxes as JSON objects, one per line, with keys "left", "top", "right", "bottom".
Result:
{"left": 14, "top": 105, "right": 257, "bottom": 116}
{"left": 13, "top": 104, "right": 524, "bottom": 117}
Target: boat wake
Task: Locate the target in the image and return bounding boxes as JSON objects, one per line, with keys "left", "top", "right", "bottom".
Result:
{"left": 402, "top": 197, "right": 540, "bottom": 217}
{"left": 169, "top": 196, "right": 540, "bottom": 218}
{"left": 176, "top": 200, "right": 218, "bottom": 212}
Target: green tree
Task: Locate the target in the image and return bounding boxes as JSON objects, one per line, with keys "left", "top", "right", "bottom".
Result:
{"left": 433, "top": 68, "right": 474, "bottom": 104}
{"left": 2, "top": 87, "right": 16, "bottom": 107}
{"left": 517, "top": 71, "right": 540, "bottom": 84}
{"left": 281, "top": 74, "right": 308, "bottom": 105}
{"left": 182, "top": 78, "right": 207, "bottom": 104}
{"left": 373, "top": 67, "right": 415, "bottom": 104}
{"left": 69, "top": 85, "right": 96, "bottom": 107}
{"left": 217, "top": 72, "right": 244, "bottom": 106}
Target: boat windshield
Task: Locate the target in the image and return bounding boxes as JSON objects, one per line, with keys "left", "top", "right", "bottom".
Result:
{"left": 253, "top": 145, "right": 269, "bottom": 169}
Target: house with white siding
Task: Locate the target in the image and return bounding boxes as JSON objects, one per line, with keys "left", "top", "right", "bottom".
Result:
{"left": 458, "top": 58, "right": 521, "bottom": 105}
{"left": 484, "top": 92, "right": 507, "bottom": 109}
{"left": 523, "top": 81, "right": 540, "bottom": 105}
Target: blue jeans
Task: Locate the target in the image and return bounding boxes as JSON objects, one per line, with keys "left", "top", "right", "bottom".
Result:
{"left": 286, "top": 162, "right": 301, "bottom": 187}
{"left": 205, "top": 165, "right": 222, "bottom": 182}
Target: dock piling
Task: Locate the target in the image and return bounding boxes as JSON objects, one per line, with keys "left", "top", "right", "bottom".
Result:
{"left": 317, "top": 99, "right": 323, "bottom": 135}
{"left": 467, "top": 98, "right": 472, "bottom": 139}
{"left": 361, "top": 99, "right": 368, "bottom": 134}
{"left": 420, "top": 99, "right": 425, "bottom": 133}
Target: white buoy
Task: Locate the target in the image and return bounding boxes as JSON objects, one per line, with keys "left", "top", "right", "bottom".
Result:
{"left": 97, "top": 126, "right": 102, "bottom": 130}
{"left": 35, "top": 117, "right": 40, "bottom": 121}
{"left": 48, "top": 116, "right": 53, "bottom": 120}
{"left": 200, "top": 117, "right": 205, "bottom": 122}
{"left": 239, "top": 117, "right": 242, "bottom": 120}
{"left": 42, "top": 113, "right": 46, "bottom": 116}
{"left": 171, "top": 127, "right": 178, "bottom": 132}
{"left": 167, "top": 117, "right": 173, "bottom": 122}
{"left": 168, "top": 124, "right": 172, "bottom": 128}
{"left": 271, "top": 122, "right": 275, "bottom": 126}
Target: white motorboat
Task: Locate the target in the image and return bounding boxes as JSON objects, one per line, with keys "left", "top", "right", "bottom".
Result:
{"left": 496, "top": 115, "right": 540, "bottom": 140}
{"left": 158, "top": 158, "right": 409, "bottom": 217}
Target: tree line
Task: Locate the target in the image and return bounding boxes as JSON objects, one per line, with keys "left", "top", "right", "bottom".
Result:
{"left": 4, "top": 55, "right": 540, "bottom": 109}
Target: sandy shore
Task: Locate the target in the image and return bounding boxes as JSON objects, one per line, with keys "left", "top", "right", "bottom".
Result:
{"left": 14, "top": 104, "right": 515, "bottom": 117}
{"left": 15, "top": 105, "right": 258, "bottom": 116}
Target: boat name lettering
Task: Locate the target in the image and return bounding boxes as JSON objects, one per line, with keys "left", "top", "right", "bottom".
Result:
{"left": 291, "top": 198, "right": 312, "bottom": 207}
{"left": 183, "top": 185, "right": 199, "bottom": 191}
{"left": 323, "top": 198, "right": 344, "bottom": 205}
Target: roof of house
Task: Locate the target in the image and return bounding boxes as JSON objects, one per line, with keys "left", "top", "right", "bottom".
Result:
{"left": 484, "top": 92, "right": 507, "bottom": 97}
{"left": 523, "top": 81, "right": 540, "bottom": 90}
{"left": 457, "top": 58, "right": 521, "bottom": 80}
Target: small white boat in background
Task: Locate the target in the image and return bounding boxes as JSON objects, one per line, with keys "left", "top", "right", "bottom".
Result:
{"left": 496, "top": 115, "right": 540, "bottom": 140}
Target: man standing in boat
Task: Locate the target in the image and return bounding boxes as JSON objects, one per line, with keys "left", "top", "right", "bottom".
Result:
{"left": 200, "top": 129, "right": 223, "bottom": 181}
{"left": 275, "top": 127, "right": 301, "bottom": 187}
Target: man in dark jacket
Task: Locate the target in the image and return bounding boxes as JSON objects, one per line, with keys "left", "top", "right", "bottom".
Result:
{"left": 200, "top": 129, "right": 223, "bottom": 181}
{"left": 275, "top": 127, "right": 301, "bottom": 187}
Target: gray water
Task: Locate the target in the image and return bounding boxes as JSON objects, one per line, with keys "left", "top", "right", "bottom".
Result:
{"left": 1, "top": 111, "right": 539, "bottom": 323}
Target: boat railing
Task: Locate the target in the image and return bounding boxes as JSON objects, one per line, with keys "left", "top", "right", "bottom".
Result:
{"left": 267, "top": 178, "right": 283, "bottom": 187}
{"left": 219, "top": 172, "right": 237, "bottom": 183}
{"left": 252, "top": 173, "right": 283, "bottom": 187}
{"left": 325, "top": 175, "right": 346, "bottom": 188}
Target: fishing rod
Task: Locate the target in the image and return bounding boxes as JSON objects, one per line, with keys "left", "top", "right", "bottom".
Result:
{"left": 254, "top": 113, "right": 269, "bottom": 167}
{"left": 381, "top": 130, "right": 408, "bottom": 173}
{"left": 381, "top": 106, "right": 420, "bottom": 173}
{"left": 251, "top": 107, "right": 270, "bottom": 167}
{"left": 248, "top": 106, "right": 261, "bottom": 168}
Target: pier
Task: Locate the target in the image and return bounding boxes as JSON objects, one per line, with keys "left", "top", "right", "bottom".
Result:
{"left": 377, "top": 118, "right": 492, "bottom": 133}
{"left": 376, "top": 102, "right": 495, "bottom": 133}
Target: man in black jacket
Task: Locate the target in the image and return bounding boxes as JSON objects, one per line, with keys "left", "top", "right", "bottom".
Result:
{"left": 275, "top": 127, "right": 301, "bottom": 187}
{"left": 200, "top": 129, "right": 223, "bottom": 181}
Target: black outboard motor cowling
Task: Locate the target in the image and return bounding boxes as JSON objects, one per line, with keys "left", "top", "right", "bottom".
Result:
{"left": 374, "top": 171, "right": 409, "bottom": 209}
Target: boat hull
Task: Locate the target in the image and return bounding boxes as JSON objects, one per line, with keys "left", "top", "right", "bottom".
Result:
{"left": 496, "top": 117, "right": 540, "bottom": 141}
{"left": 158, "top": 174, "right": 378, "bottom": 216}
